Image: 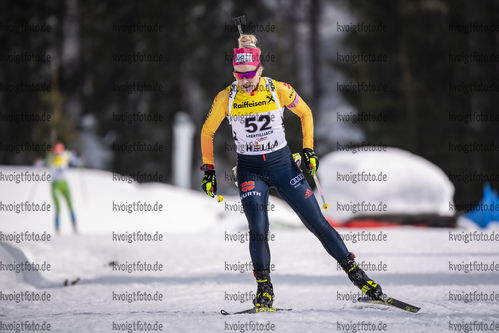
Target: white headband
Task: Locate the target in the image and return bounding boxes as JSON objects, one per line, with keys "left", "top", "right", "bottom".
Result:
{"left": 241, "top": 42, "right": 256, "bottom": 48}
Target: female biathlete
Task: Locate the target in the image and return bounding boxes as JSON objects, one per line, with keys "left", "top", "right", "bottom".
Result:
{"left": 36, "top": 142, "right": 81, "bottom": 233}
{"left": 200, "top": 34, "right": 383, "bottom": 308}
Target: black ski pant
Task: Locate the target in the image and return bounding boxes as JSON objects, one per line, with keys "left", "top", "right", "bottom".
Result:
{"left": 236, "top": 146, "right": 350, "bottom": 272}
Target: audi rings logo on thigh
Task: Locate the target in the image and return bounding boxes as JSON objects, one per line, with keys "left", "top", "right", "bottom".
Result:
{"left": 289, "top": 174, "right": 305, "bottom": 188}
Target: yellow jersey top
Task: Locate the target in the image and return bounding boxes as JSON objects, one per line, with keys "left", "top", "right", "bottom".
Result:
{"left": 201, "top": 77, "right": 314, "bottom": 166}
{"left": 47, "top": 150, "right": 77, "bottom": 181}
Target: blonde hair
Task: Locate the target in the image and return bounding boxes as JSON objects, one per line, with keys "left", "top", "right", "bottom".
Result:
{"left": 236, "top": 34, "right": 264, "bottom": 71}
{"left": 238, "top": 34, "right": 259, "bottom": 49}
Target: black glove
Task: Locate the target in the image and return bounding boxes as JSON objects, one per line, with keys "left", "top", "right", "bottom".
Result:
{"left": 200, "top": 165, "right": 217, "bottom": 197}
{"left": 302, "top": 148, "right": 319, "bottom": 176}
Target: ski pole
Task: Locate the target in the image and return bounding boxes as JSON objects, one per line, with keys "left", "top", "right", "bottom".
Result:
{"left": 294, "top": 152, "right": 329, "bottom": 211}
{"left": 312, "top": 173, "right": 329, "bottom": 211}
{"left": 24, "top": 160, "right": 45, "bottom": 217}
{"left": 26, "top": 176, "right": 40, "bottom": 202}
{"left": 24, "top": 179, "right": 40, "bottom": 217}
{"left": 78, "top": 164, "right": 87, "bottom": 206}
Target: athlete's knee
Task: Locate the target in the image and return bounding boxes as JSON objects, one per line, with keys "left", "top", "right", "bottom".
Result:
{"left": 303, "top": 216, "right": 331, "bottom": 237}
{"left": 248, "top": 218, "right": 268, "bottom": 236}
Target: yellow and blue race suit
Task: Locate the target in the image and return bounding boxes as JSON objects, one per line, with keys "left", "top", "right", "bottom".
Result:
{"left": 201, "top": 77, "right": 350, "bottom": 271}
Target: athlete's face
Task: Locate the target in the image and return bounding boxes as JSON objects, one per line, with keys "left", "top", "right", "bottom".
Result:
{"left": 233, "top": 64, "right": 262, "bottom": 94}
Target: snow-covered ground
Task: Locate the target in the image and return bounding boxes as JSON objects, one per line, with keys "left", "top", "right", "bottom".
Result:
{"left": 1, "top": 166, "right": 499, "bottom": 332}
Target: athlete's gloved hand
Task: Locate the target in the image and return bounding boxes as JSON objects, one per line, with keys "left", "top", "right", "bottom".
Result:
{"left": 302, "top": 148, "right": 319, "bottom": 176}
{"left": 200, "top": 164, "right": 217, "bottom": 197}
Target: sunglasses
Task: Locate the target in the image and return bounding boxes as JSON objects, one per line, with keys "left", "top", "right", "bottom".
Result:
{"left": 233, "top": 64, "right": 261, "bottom": 80}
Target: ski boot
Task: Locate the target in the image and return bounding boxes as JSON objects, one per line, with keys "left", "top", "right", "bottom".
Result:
{"left": 339, "top": 253, "right": 383, "bottom": 300}
{"left": 253, "top": 269, "right": 274, "bottom": 308}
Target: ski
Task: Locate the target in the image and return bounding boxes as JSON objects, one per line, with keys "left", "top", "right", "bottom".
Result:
{"left": 357, "top": 295, "right": 420, "bottom": 313}
{"left": 63, "top": 277, "right": 80, "bottom": 286}
{"left": 221, "top": 307, "right": 292, "bottom": 315}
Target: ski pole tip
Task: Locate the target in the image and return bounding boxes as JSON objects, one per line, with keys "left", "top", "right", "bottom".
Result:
{"left": 323, "top": 203, "right": 329, "bottom": 210}
{"left": 217, "top": 195, "right": 224, "bottom": 203}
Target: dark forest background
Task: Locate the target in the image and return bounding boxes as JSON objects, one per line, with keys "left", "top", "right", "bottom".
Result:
{"left": 0, "top": 0, "right": 498, "bottom": 207}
